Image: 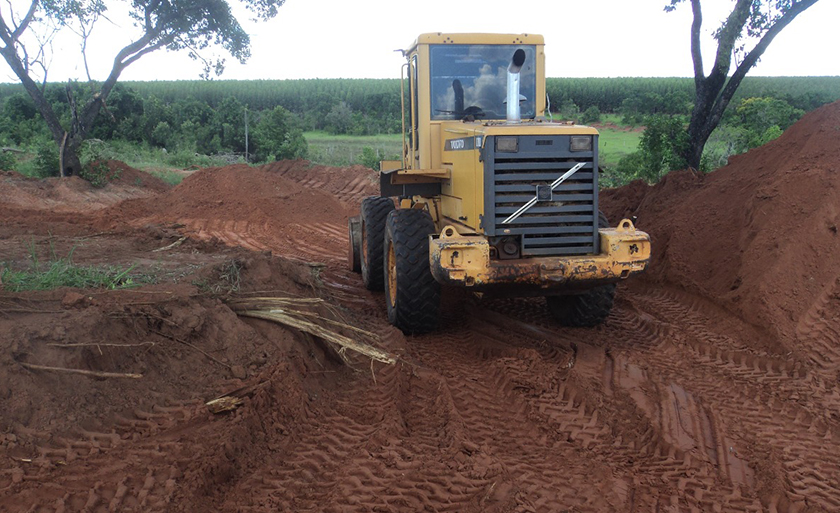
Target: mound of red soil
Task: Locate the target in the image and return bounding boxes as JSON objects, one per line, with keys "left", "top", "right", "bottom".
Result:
{"left": 102, "top": 160, "right": 170, "bottom": 193}
{"left": 99, "top": 163, "right": 361, "bottom": 231}
{"left": 261, "top": 159, "right": 379, "bottom": 205}
{"left": 0, "top": 162, "right": 168, "bottom": 215}
{"left": 601, "top": 100, "right": 840, "bottom": 343}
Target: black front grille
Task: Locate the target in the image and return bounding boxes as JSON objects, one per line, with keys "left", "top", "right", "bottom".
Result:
{"left": 482, "top": 135, "right": 599, "bottom": 257}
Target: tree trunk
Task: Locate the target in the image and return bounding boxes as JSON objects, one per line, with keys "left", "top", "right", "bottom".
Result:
{"left": 60, "top": 134, "right": 83, "bottom": 177}
{"left": 680, "top": 0, "right": 820, "bottom": 172}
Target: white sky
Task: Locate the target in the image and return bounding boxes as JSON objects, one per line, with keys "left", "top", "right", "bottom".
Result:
{"left": 4, "top": 0, "right": 839, "bottom": 82}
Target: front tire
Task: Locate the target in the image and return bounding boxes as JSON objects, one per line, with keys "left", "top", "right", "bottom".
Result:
{"left": 545, "top": 210, "right": 615, "bottom": 327}
{"left": 546, "top": 285, "right": 616, "bottom": 327}
{"left": 384, "top": 209, "right": 440, "bottom": 334}
{"left": 360, "top": 197, "right": 395, "bottom": 290}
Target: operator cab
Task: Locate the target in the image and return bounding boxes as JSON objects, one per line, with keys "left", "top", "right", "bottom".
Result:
{"left": 429, "top": 45, "right": 538, "bottom": 121}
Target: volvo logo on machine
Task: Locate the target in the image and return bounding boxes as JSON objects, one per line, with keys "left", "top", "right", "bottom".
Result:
{"left": 444, "top": 137, "right": 475, "bottom": 151}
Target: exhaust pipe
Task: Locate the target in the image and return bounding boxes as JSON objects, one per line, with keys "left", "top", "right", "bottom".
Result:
{"left": 507, "top": 49, "right": 526, "bottom": 123}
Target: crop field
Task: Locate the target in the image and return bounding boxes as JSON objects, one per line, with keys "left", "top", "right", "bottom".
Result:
{"left": 304, "top": 131, "right": 402, "bottom": 167}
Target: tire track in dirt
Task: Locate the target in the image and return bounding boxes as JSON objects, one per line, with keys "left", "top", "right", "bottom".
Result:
{"left": 264, "top": 161, "right": 378, "bottom": 206}
{"left": 1, "top": 400, "right": 205, "bottom": 512}
{"left": 410, "top": 323, "right": 624, "bottom": 511}
{"left": 795, "top": 276, "right": 840, "bottom": 382}
{"left": 468, "top": 302, "right": 762, "bottom": 511}
{"left": 603, "top": 289, "right": 840, "bottom": 511}
{"left": 8, "top": 152, "right": 834, "bottom": 511}
{"left": 216, "top": 326, "right": 498, "bottom": 512}
{"left": 192, "top": 160, "right": 840, "bottom": 511}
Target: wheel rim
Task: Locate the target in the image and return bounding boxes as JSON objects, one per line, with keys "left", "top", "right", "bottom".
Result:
{"left": 387, "top": 239, "right": 397, "bottom": 307}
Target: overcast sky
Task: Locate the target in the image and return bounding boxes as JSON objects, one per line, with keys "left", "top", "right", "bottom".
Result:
{"left": 4, "top": 0, "right": 839, "bottom": 83}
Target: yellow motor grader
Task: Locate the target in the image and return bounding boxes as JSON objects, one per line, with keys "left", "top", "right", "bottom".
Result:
{"left": 348, "top": 33, "right": 650, "bottom": 334}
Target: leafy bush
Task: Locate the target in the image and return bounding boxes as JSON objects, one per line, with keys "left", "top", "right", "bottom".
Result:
{"left": 80, "top": 160, "right": 120, "bottom": 188}
{"left": 34, "top": 140, "right": 60, "bottom": 177}
{"left": 78, "top": 140, "right": 121, "bottom": 187}
{"left": 0, "top": 150, "right": 16, "bottom": 171}
{"left": 558, "top": 99, "right": 580, "bottom": 121}
{"left": 616, "top": 115, "right": 689, "bottom": 183}
{"left": 358, "top": 147, "right": 381, "bottom": 170}
{"left": 581, "top": 106, "right": 601, "bottom": 124}
{"left": 253, "top": 106, "right": 308, "bottom": 162}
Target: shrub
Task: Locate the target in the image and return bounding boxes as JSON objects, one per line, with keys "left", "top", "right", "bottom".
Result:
{"left": 581, "top": 106, "right": 601, "bottom": 124}
{"left": 78, "top": 140, "right": 121, "bottom": 187}
{"left": 253, "top": 106, "right": 308, "bottom": 162}
{"left": 358, "top": 147, "right": 380, "bottom": 170}
{"left": 0, "top": 151, "right": 16, "bottom": 171}
{"left": 34, "top": 141, "right": 60, "bottom": 177}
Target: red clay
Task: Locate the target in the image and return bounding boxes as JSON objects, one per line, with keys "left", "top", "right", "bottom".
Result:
{"left": 2, "top": 101, "right": 840, "bottom": 511}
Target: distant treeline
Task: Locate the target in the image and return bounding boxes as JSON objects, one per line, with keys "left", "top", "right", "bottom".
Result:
{"left": 0, "top": 76, "right": 837, "bottom": 177}
{"left": 0, "top": 76, "right": 837, "bottom": 136}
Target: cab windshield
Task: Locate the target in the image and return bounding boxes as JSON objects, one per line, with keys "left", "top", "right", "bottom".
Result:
{"left": 429, "top": 44, "right": 537, "bottom": 121}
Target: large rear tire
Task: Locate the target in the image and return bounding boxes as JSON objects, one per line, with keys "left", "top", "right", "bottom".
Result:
{"left": 384, "top": 209, "right": 440, "bottom": 334}
{"left": 360, "top": 197, "right": 395, "bottom": 290}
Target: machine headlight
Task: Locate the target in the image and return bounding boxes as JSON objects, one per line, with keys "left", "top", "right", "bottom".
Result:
{"left": 570, "top": 136, "right": 592, "bottom": 152}
{"left": 496, "top": 136, "right": 519, "bottom": 153}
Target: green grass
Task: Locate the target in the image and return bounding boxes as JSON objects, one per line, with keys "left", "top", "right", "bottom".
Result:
{"left": 1, "top": 243, "right": 152, "bottom": 292}
{"left": 145, "top": 168, "right": 186, "bottom": 186}
{"left": 598, "top": 127, "right": 642, "bottom": 169}
{"left": 303, "top": 128, "right": 641, "bottom": 170}
{"left": 1, "top": 260, "right": 151, "bottom": 292}
{"left": 103, "top": 140, "right": 237, "bottom": 173}
{"left": 304, "top": 131, "right": 402, "bottom": 167}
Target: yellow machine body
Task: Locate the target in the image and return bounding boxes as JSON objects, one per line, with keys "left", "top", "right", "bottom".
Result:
{"left": 378, "top": 33, "right": 650, "bottom": 294}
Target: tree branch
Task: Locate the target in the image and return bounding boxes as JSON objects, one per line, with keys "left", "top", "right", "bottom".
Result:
{"left": 711, "top": 0, "right": 820, "bottom": 128}
{"left": 11, "top": 0, "right": 38, "bottom": 41}
{"left": 689, "top": 0, "right": 703, "bottom": 83}
{"left": 707, "top": 0, "right": 751, "bottom": 86}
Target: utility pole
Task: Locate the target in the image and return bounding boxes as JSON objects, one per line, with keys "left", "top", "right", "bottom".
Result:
{"left": 244, "top": 107, "right": 249, "bottom": 163}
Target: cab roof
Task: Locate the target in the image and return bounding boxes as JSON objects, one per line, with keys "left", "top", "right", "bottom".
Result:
{"left": 406, "top": 33, "right": 545, "bottom": 53}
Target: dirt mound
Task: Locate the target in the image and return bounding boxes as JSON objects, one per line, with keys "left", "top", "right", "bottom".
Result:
{"left": 0, "top": 162, "right": 168, "bottom": 215}
{"left": 601, "top": 100, "right": 840, "bottom": 344}
{"left": 102, "top": 160, "right": 170, "bottom": 193}
{"left": 262, "top": 159, "right": 379, "bottom": 205}
{"left": 100, "top": 163, "right": 357, "bottom": 230}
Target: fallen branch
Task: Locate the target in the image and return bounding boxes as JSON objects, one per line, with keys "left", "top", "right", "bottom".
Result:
{"left": 47, "top": 342, "right": 155, "bottom": 348}
{"left": 0, "top": 308, "right": 65, "bottom": 314}
{"left": 152, "top": 236, "right": 187, "bottom": 253}
{"left": 206, "top": 396, "right": 244, "bottom": 414}
{"left": 227, "top": 297, "right": 324, "bottom": 308}
{"left": 236, "top": 309, "right": 396, "bottom": 365}
{"left": 19, "top": 362, "right": 142, "bottom": 379}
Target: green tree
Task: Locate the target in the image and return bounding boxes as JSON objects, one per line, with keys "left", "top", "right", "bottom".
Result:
{"left": 214, "top": 97, "right": 247, "bottom": 153}
{"left": 0, "top": 0, "right": 288, "bottom": 177}
{"left": 253, "top": 106, "right": 307, "bottom": 162}
{"left": 735, "top": 96, "right": 803, "bottom": 133}
{"left": 324, "top": 101, "right": 354, "bottom": 135}
{"left": 666, "top": 0, "right": 820, "bottom": 170}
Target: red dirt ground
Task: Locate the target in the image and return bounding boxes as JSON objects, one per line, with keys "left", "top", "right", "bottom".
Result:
{"left": 2, "top": 103, "right": 840, "bottom": 512}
